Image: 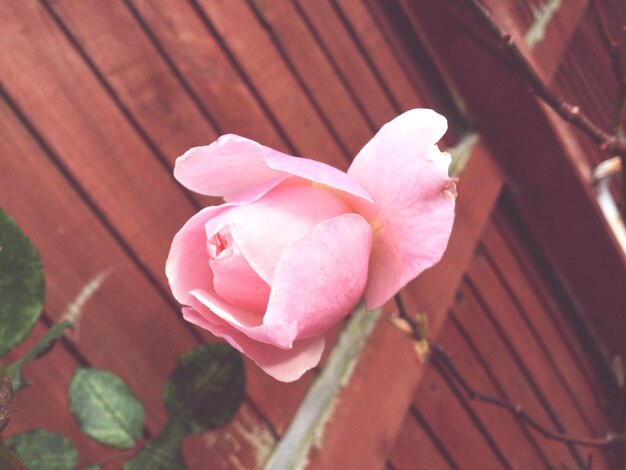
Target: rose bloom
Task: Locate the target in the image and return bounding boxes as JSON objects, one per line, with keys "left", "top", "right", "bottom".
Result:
{"left": 166, "top": 109, "right": 456, "bottom": 381}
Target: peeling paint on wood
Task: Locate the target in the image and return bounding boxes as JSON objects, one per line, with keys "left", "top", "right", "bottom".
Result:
{"left": 262, "top": 304, "right": 381, "bottom": 470}
{"left": 525, "top": 0, "right": 563, "bottom": 48}
{"left": 62, "top": 269, "right": 113, "bottom": 326}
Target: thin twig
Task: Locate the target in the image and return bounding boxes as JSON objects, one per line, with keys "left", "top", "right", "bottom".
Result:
{"left": 392, "top": 301, "right": 626, "bottom": 449}
{"left": 466, "top": 0, "right": 626, "bottom": 204}
{"left": 466, "top": 0, "right": 626, "bottom": 154}
{"left": 589, "top": 0, "right": 626, "bottom": 133}
{"left": 431, "top": 343, "right": 625, "bottom": 448}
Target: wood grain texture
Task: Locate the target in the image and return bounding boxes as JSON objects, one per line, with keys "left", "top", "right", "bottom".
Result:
{"left": 300, "top": 142, "right": 504, "bottom": 469}
{"left": 389, "top": 409, "right": 454, "bottom": 470}
{"left": 413, "top": 363, "right": 506, "bottom": 469}
{"left": 493, "top": 209, "right": 612, "bottom": 417}
{"left": 1, "top": 0, "right": 618, "bottom": 467}
{"left": 433, "top": 317, "right": 548, "bottom": 469}
{"left": 129, "top": 0, "right": 290, "bottom": 152}
{"left": 481, "top": 221, "right": 611, "bottom": 435}
{"left": 406, "top": 0, "right": 626, "bottom": 363}
{"left": 467, "top": 252, "right": 607, "bottom": 467}
{"left": 451, "top": 281, "right": 576, "bottom": 468}
{"left": 193, "top": 0, "right": 349, "bottom": 169}
{"left": 0, "top": 0, "right": 197, "bottom": 291}
{"left": 295, "top": 0, "right": 399, "bottom": 128}
{"left": 334, "top": 0, "right": 424, "bottom": 112}
{"left": 247, "top": 0, "right": 374, "bottom": 156}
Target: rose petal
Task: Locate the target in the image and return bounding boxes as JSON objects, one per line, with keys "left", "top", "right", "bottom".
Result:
{"left": 228, "top": 183, "right": 352, "bottom": 284}
{"left": 363, "top": 196, "right": 455, "bottom": 309}
{"left": 174, "top": 134, "right": 373, "bottom": 204}
{"left": 183, "top": 308, "right": 324, "bottom": 382}
{"left": 174, "top": 134, "right": 283, "bottom": 199}
{"left": 263, "top": 146, "right": 373, "bottom": 203}
{"left": 166, "top": 206, "right": 222, "bottom": 306}
{"left": 210, "top": 248, "right": 271, "bottom": 315}
{"left": 189, "top": 288, "right": 292, "bottom": 348}
{"left": 166, "top": 179, "right": 282, "bottom": 306}
{"left": 348, "top": 109, "right": 456, "bottom": 309}
{"left": 264, "top": 213, "right": 372, "bottom": 341}
{"left": 190, "top": 213, "right": 371, "bottom": 348}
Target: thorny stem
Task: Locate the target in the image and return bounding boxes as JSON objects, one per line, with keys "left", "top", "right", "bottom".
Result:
{"left": 465, "top": 0, "right": 626, "bottom": 200}
{"left": 392, "top": 296, "right": 626, "bottom": 449}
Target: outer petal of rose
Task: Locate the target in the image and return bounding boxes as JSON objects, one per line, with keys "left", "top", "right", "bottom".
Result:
{"left": 228, "top": 183, "right": 352, "bottom": 284}
{"left": 166, "top": 178, "right": 283, "bottom": 306}
{"left": 174, "top": 134, "right": 373, "bottom": 204}
{"left": 190, "top": 288, "right": 293, "bottom": 348}
{"left": 264, "top": 213, "right": 372, "bottom": 342}
{"left": 174, "top": 134, "right": 283, "bottom": 199}
{"left": 183, "top": 307, "right": 325, "bottom": 382}
{"left": 166, "top": 206, "right": 222, "bottom": 306}
{"left": 348, "top": 109, "right": 455, "bottom": 309}
{"left": 364, "top": 198, "right": 455, "bottom": 309}
{"left": 349, "top": 109, "right": 449, "bottom": 211}
{"left": 263, "top": 146, "right": 372, "bottom": 203}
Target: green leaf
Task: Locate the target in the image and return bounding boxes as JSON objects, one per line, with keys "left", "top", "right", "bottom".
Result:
{"left": 163, "top": 343, "right": 245, "bottom": 433}
{"left": 124, "top": 344, "right": 245, "bottom": 470}
{"left": 6, "top": 321, "right": 72, "bottom": 393}
{"left": 123, "top": 421, "right": 186, "bottom": 470}
{"left": 82, "top": 465, "right": 101, "bottom": 470}
{"left": 69, "top": 368, "right": 144, "bottom": 449}
{"left": 0, "top": 209, "right": 44, "bottom": 357}
{"left": 6, "top": 429, "right": 77, "bottom": 470}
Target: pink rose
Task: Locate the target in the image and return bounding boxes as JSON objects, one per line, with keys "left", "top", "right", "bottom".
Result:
{"left": 166, "top": 109, "right": 456, "bottom": 381}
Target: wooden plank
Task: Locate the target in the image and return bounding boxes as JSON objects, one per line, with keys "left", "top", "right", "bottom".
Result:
{"left": 0, "top": 92, "right": 197, "bottom": 433}
{"left": 263, "top": 306, "right": 382, "bottom": 470}
{"left": 44, "top": 0, "right": 219, "bottom": 209}
{"left": 0, "top": 0, "right": 197, "bottom": 292}
{"left": 47, "top": 0, "right": 217, "bottom": 162}
{"left": 413, "top": 363, "right": 506, "bottom": 469}
{"left": 3, "top": 322, "right": 113, "bottom": 466}
{"left": 334, "top": 0, "right": 424, "bottom": 111}
{"left": 128, "top": 0, "right": 289, "bottom": 153}
{"left": 550, "top": 9, "right": 622, "bottom": 167}
{"left": 0, "top": 91, "right": 277, "bottom": 466}
{"left": 287, "top": 141, "right": 503, "bottom": 469}
{"left": 295, "top": 0, "right": 398, "bottom": 128}
{"left": 193, "top": 0, "right": 349, "bottom": 169}
{"left": 452, "top": 283, "right": 577, "bottom": 468}
{"left": 388, "top": 411, "right": 455, "bottom": 470}
{"left": 493, "top": 209, "right": 612, "bottom": 416}
{"left": 40, "top": 0, "right": 311, "bottom": 437}
{"left": 363, "top": 0, "right": 469, "bottom": 143}
{"left": 407, "top": 0, "right": 626, "bottom": 363}
{"left": 481, "top": 219, "right": 611, "bottom": 436}
{"left": 183, "top": 404, "right": 275, "bottom": 470}
{"left": 299, "top": 317, "right": 423, "bottom": 469}
{"left": 467, "top": 251, "right": 608, "bottom": 467}
{"left": 433, "top": 316, "right": 548, "bottom": 468}
{"left": 526, "top": 0, "right": 586, "bottom": 79}
{"left": 247, "top": 0, "right": 374, "bottom": 156}
{"left": 244, "top": 372, "right": 313, "bottom": 437}
{"left": 482, "top": 0, "right": 587, "bottom": 80}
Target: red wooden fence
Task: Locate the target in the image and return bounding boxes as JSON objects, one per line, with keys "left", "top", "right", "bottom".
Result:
{"left": 1, "top": 0, "right": 624, "bottom": 468}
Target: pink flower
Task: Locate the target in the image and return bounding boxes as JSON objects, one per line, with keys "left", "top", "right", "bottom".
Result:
{"left": 166, "top": 109, "right": 456, "bottom": 381}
